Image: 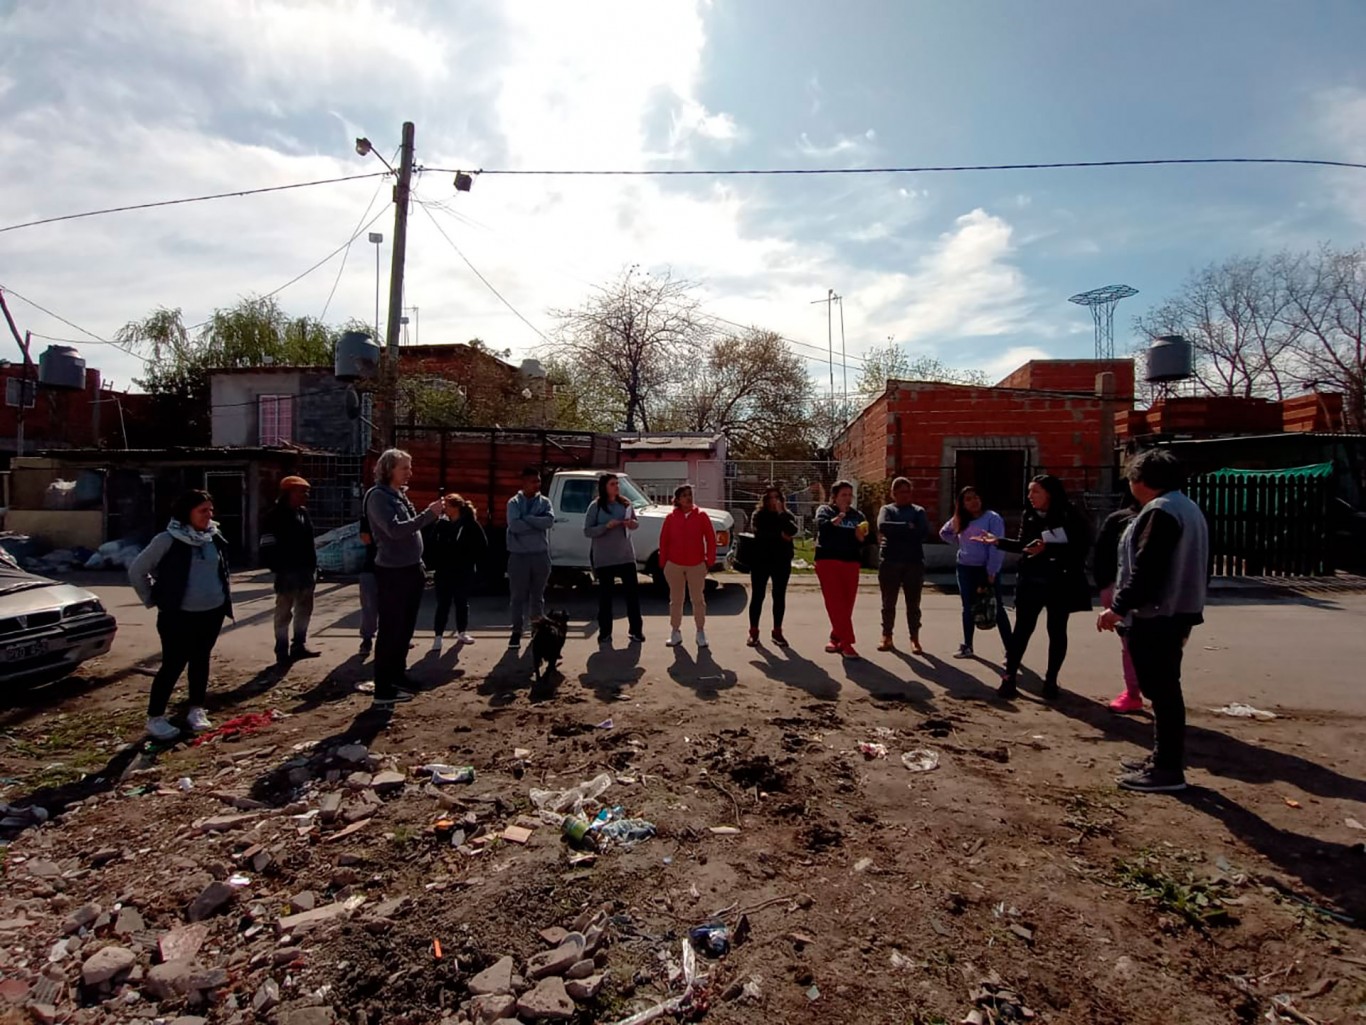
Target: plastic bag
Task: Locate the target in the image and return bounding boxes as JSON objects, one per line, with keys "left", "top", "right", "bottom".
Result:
{"left": 530, "top": 772, "right": 613, "bottom": 817}
{"left": 972, "top": 587, "right": 998, "bottom": 630}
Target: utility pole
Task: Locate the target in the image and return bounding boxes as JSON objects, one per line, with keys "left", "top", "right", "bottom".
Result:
{"left": 0, "top": 291, "right": 36, "bottom": 457}
{"left": 809, "top": 288, "right": 841, "bottom": 443}
{"left": 377, "top": 120, "right": 415, "bottom": 448}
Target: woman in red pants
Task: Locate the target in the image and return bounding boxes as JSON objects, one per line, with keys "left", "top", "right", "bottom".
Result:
{"left": 814, "top": 480, "right": 871, "bottom": 658}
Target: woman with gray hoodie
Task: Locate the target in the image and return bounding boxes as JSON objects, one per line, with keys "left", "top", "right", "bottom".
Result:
{"left": 584, "top": 473, "right": 644, "bottom": 645}
{"left": 128, "top": 489, "right": 233, "bottom": 741}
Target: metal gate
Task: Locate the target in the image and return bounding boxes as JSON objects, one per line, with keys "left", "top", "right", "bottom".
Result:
{"left": 1187, "top": 463, "right": 1335, "bottom": 577}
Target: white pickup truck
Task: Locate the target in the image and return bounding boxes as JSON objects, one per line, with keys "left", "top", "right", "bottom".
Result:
{"left": 542, "top": 470, "right": 733, "bottom": 586}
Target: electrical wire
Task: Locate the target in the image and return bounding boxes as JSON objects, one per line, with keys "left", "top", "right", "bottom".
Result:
{"left": 0, "top": 171, "right": 390, "bottom": 235}
{"left": 321, "top": 146, "right": 400, "bottom": 322}
{"left": 415, "top": 199, "right": 555, "bottom": 345}
{"left": 0, "top": 285, "right": 148, "bottom": 363}
{"left": 430, "top": 156, "right": 1366, "bottom": 178}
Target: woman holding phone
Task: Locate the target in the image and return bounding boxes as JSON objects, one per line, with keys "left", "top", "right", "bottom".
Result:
{"left": 976, "top": 474, "right": 1090, "bottom": 699}
{"left": 747, "top": 486, "right": 799, "bottom": 647}
{"left": 814, "top": 480, "right": 871, "bottom": 659}
{"left": 584, "top": 472, "right": 644, "bottom": 645}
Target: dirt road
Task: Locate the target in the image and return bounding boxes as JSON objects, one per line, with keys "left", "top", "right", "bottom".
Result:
{"left": 2, "top": 573, "right": 1364, "bottom": 1024}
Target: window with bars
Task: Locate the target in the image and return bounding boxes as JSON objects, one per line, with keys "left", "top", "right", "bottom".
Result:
{"left": 258, "top": 395, "right": 293, "bottom": 446}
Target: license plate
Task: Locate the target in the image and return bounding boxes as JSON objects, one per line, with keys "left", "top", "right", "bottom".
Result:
{"left": 2, "top": 638, "right": 49, "bottom": 663}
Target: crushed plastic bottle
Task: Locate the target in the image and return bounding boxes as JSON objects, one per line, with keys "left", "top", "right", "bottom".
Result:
{"left": 688, "top": 921, "right": 730, "bottom": 958}
{"left": 596, "top": 818, "right": 657, "bottom": 846}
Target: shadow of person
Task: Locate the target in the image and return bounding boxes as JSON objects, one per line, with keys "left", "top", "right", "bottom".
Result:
{"left": 750, "top": 645, "right": 841, "bottom": 702}
{"left": 248, "top": 709, "right": 390, "bottom": 805}
{"left": 666, "top": 646, "right": 736, "bottom": 701}
{"left": 1050, "top": 694, "right": 1366, "bottom": 805}
{"left": 905, "top": 652, "right": 1010, "bottom": 705}
{"left": 839, "top": 654, "right": 937, "bottom": 707}
{"left": 479, "top": 647, "right": 530, "bottom": 707}
{"left": 579, "top": 642, "right": 646, "bottom": 702}
{"left": 1174, "top": 785, "right": 1366, "bottom": 921}
{"left": 0, "top": 742, "right": 146, "bottom": 840}
{"left": 284, "top": 654, "right": 373, "bottom": 715}
{"left": 206, "top": 663, "right": 288, "bottom": 710}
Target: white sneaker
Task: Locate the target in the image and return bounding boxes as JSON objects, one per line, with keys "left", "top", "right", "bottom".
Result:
{"left": 457, "top": 633, "right": 475, "bottom": 645}
{"left": 146, "top": 716, "right": 180, "bottom": 742}
{"left": 431, "top": 636, "right": 443, "bottom": 652}
{"left": 186, "top": 707, "right": 212, "bottom": 733}
{"left": 696, "top": 629, "right": 709, "bottom": 648}
{"left": 666, "top": 629, "right": 683, "bottom": 647}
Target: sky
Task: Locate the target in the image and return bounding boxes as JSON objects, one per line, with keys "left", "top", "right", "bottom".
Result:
{"left": 1, "top": 0, "right": 1364, "bottom": 398}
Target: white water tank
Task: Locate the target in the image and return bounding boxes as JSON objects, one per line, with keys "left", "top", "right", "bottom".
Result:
{"left": 1145, "top": 334, "right": 1193, "bottom": 383}
{"left": 38, "top": 344, "right": 86, "bottom": 390}
{"left": 335, "top": 330, "right": 381, "bottom": 381}
{"left": 519, "top": 359, "right": 547, "bottom": 380}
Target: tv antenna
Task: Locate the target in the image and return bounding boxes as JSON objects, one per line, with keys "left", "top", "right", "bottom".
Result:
{"left": 1068, "top": 284, "right": 1138, "bottom": 360}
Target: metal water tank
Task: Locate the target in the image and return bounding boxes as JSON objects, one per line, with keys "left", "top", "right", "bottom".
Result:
{"left": 335, "top": 330, "right": 381, "bottom": 381}
{"left": 1145, "top": 334, "right": 1193, "bottom": 383}
{"left": 519, "top": 358, "right": 547, "bottom": 380}
{"left": 37, "top": 344, "right": 86, "bottom": 389}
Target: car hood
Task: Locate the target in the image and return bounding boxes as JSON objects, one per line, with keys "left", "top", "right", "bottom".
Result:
{"left": 639, "top": 504, "right": 735, "bottom": 529}
{"left": 0, "top": 579, "right": 102, "bottom": 616}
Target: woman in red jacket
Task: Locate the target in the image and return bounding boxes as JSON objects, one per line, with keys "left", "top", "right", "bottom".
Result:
{"left": 659, "top": 484, "right": 717, "bottom": 650}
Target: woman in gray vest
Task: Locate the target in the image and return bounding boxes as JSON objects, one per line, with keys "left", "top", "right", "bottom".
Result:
{"left": 584, "top": 472, "right": 644, "bottom": 645}
{"left": 128, "top": 489, "right": 233, "bottom": 742}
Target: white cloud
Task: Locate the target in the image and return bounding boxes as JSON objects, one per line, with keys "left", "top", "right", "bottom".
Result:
{"left": 982, "top": 345, "right": 1052, "bottom": 380}
{"left": 1315, "top": 86, "right": 1366, "bottom": 226}
{"left": 796, "top": 132, "right": 870, "bottom": 159}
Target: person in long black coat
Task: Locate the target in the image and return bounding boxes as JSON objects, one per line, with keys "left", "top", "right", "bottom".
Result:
{"left": 426, "top": 494, "right": 487, "bottom": 650}
{"left": 977, "top": 474, "right": 1091, "bottom": 700}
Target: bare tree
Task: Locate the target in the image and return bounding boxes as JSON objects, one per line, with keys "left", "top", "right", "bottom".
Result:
{"left": 547, "top": 267, "right": 706, "bottom": 431}
{"left": 1283, "top": 244, "right": 1366, "bottom": 430}
{"left": 661, "top": 328, "right": 819, "bottom": 458}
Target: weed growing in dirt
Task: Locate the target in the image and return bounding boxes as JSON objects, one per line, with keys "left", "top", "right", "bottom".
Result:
{"left": 1115, "top": 852, "right": 1235, "bottom": 929}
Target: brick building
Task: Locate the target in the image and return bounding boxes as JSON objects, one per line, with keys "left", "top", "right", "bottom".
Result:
{"left": 1, "top": 362, "right": 145, "bottom": 458}
{"left": 835, "top": 358, "right": 1133, "bottom": 527}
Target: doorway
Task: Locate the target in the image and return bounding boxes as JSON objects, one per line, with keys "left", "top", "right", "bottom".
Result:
{"left": 204, "top": 471, "right": 247, "bottom": 565}
{"left": 954, "top": 450, "right": 1027, "bottom": 529}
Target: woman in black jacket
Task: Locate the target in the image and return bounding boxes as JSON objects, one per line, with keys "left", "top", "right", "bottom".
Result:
{"left": 747, "top": 487, "right": 798, "bottom": 647}
{"left": 427, "top": 494, "right": 487, "bottom": 650}
{"left": 977, "top": 474, "right": 1091, "bottom": 699}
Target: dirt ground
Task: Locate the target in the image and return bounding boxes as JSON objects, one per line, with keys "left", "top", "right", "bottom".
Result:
{"left": 2, "top": 572, "right": 1365, "bottom": 1025}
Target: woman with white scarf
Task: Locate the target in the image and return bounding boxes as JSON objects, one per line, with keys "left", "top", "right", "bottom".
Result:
{"left": 129, "top": 489, "right": 233, "bottom": 741}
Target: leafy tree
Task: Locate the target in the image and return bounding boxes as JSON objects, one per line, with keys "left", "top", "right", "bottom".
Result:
{"left": 855, "top": 342, "right": 989, "bottom": 398}
{"left": 547, "top": 266, "right": 707, "bottom": 431}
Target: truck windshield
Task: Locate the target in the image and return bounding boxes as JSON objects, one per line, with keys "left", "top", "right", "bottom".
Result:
{"left": 615, "top": 476, "right": 652, "bottom": 511}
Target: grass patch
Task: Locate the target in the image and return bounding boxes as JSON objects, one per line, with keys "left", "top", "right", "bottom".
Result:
{"left": 1115, "top": 852, "right": 1235, "bottom": 929}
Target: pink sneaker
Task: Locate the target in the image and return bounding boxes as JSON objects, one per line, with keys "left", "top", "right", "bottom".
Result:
{"left": 1108, "top": 691, "right": 1144, "bottom": 714}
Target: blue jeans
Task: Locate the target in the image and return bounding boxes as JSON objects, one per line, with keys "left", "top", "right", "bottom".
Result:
{"left": 955, "top": 563, "right": 1012, "bottom": 652}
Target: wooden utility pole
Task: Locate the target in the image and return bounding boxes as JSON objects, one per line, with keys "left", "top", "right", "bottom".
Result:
{"left": 0, "top": 291, "right": 36, "bottom": 457}
{"left": 377, "top": 120, "right": 415, "bottom": 447}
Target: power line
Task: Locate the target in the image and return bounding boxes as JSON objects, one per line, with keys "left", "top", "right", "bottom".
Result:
{"left": 321, "top": 148, "right": 399, "bottom": 322}
{"left": 0, "top": 172, "right": 390, "bottom": 235}
{"left": 415, "top": 200, "right": 555, "bottom": 345}
{"left": 0, "top": 285, "right": 148, "bottom": 363}
{"left": 431, "top": 156, "right": 1366, "bottom": 178}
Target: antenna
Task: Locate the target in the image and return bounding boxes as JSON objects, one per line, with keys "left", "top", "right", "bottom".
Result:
{"left": 1068, "top": 284, "right": 1138, "bottom": 360}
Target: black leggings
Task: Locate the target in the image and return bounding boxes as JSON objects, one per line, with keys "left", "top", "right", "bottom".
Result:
{"left": 1005, "top": 589, "right": 1072, "bottom": 685}
{"left": 148, "top": 608, "right": 226, "bottom": 717}
{"left": 433, "top": 569, "right": 474, "bottom": 635}
{"left": 748, "top": 562, "right": 792, "bottom": 629}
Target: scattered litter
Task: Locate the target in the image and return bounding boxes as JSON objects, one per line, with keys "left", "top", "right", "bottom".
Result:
{"left": 604, "top": 939, "right": 705, "bottom": 1025}
{"left": 1345, "top": 818, "right": 1365, "bottom": 832}
{"left": 596, "top": 718, "right": 615, "bottom": 730}
{"left": 531, "top": 773, "right": 613, "bottom": 817}
{"left": 901, "top": 749, "right": 941, "bottom": 773}
{"left": 420, "top": 764, "right": 476, "bottom": 785}
{"left": 176, "top": 777, "right": 193, "bottom": 791}
{"left": 806, "top": 984, "right": 821, "bottom": 1002}
{"left": 597, "top": 819, "right": 657, "bottom": 846}
{"left": 858, "top": 741, "right": 888, "bottom": 759}
{"left": 688, "top": 921, "right": 730, "bottom": 958}
{"left": 873, "top": 726, "right": 896, "bottom": 739}
{"left": 1009, "top": 923, "right": 1035, "bottom": 944}
{"left": 357, "top": 682, "right": 375, "bottom": 694}
{"left": 709, "top": 826, "right": 741, "bottom": 836}
{"left": 227, "top": 874, "right": 251, "bottom": 888}
{"left": 1284, "top": 798, "right": 1302, "bottom": 809}
{"left": 964, "top": 976, "right": 1036, "bottom": 1022}
{"left": 853, "top": 857, "right": 874, "bottom": 873}
{"left": 191, "top": 710, "right": 284, "bottom": 746}
{"left": 502, "top": 825, "right": 534, "bottom": 845}
{"left": 890, "top": 949, "right": 915, "bottom": 970}
{"left": 568, "top": 852, "right": 597, "bottom": 867}
{"left": 513, "top": 747, "right": 532, "bottom": 759}
{"left": 432, "top": 938, "right": 443, "bottom": 960}
{"left": 1210, "top": 703, "right": 1277, "bottom": 720}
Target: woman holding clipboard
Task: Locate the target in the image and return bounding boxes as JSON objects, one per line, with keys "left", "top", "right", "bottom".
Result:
{"left": 976, "top": 474, "right": 1091, "bottom": 700}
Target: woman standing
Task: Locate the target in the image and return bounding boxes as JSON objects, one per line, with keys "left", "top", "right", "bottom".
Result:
{"left": 1094, "top": 492, "right": 1143, "bottom": 713}
{"left": 814, "top": 480, "right": 871, "bottom": 659}
{"left": 659, "top": 484, "right": 716, "bottom": 650}
{"left": 584, "top": 473, "right": 644, "bottom": 645}
{"left": 977, "top": 474, "right": 1091, "bottom": 699}
{"left": 428, "top": 494, "right": 487, "bottom": 651}
{"left": 747, "top": 487, "right": 798, "bottom": 647}
{"left": 939, "top": 486, "right": 1012, "bottom": 660}
{"left": 128, "top": 490, "right": 233, "bottom": 741}
{"left": 365, "top": 449, "right": 443, "bottom": 710}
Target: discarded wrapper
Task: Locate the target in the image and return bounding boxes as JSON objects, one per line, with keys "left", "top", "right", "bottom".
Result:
{"left": 901, "top": 749, "right": 940, "bottom": 773}
{"left": 1210, "top": 703, "right": 1277, "bottom": 720}
{"left": 858, "top": 742, "right": 888, "bottom": 760}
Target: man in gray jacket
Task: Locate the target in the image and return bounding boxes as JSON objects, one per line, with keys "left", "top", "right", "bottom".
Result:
{"left": 1098, "top": 449, "right": 1209, "bottom": 793}
{"left": 506, "top": 466, "right": 555, "bottom": 649}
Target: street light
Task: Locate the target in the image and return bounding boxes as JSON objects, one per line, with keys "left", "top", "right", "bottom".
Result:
{"left": 368, "top": 232, "right": 383, "bottom": 343}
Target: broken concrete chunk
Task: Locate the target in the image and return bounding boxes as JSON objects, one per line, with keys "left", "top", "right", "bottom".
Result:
{"left": 159, "top": 923, "right": 210, "bottom": 964}
{"left": 335, "top": 744, "right": 369, "bottom": 765}
{"left": 289, "top": 891, "right": 317, "bottom": 913}
{"left": 526, "top": 933, "right": 585, "bottom": 980}
{"left": 81, "top": 945, "right": 137, "bottom": 986}
{"left": 193, "top": 813, "right": 261, "bottom": 835}
{"left": 471, "top": 993, "right": 518, "bottom": 1022}
{"left": 469, "top": 955, "right": 515, "bottom": 996}
{"left": 319, "top": 793, "right": 343, "bottom": 823}
{"left": 566, "top": 974, "right": 605, "bottom": 1001}
{"left": 63, "top": 903, "right": 101, "bottom": 935}
{"left": 253, "top": 978, "right": 281, "bottom": 1013}
{"left": 370, "top": 770, "right": 405, "bottom": 793}
{"left": 115, "top": 907, "right": 146, "bottom": 937}
{"left": 186, "top": 881, "right": 235, "bottom": 922}
{"left": 517, "top": 976, "right": 575, "bottom": 1021}
{"left": 565, "top": 959, "right": 595, "bottom": 980}
{"left": 275, "top": 901, "right": 352, "bottom": 936}
{"left": 538, "top": 927, "right": 568, "bottom": 947}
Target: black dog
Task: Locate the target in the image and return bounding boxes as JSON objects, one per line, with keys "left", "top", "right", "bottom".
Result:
{"left": 530, "top": 610, "right": 569, "bottom": 683}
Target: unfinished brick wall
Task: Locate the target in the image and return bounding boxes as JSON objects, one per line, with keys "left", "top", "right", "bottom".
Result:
{"left": 996, "top": 359, "right": 1135, "bottom": 399}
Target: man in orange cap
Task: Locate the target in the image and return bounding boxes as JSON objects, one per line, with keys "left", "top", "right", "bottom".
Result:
{"left": 261, "top": 475, "right": 319, "bottom": 663}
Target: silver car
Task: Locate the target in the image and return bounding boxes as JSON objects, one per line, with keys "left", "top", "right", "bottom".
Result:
{"left": 0, "top": 549, "right": 117, "bottom": 684}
